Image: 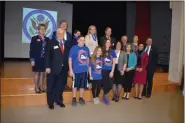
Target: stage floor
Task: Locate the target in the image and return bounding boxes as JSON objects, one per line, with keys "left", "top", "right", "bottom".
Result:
{"left": 0, "top": 61, "right": 179, "bottom": 107}
{"left": 0, "top": 61, "right": 34, "bottom": 78}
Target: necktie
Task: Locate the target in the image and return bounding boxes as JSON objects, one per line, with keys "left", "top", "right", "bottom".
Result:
{"left": 59, "top": 41, "right": 64, "bottom": 54}
{"left": 145, "top": 46, "right": 149, "bottom": 55}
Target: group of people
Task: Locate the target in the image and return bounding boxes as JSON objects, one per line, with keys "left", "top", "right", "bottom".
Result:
{"left": 29, "top": 20, "right": 158, "bottom": 110}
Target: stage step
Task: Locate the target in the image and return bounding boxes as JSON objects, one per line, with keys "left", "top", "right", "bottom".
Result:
{"left": 1, "top": 85, "right": 178, "bottom": 108}
{"left": 1, "top": 80, "right": 178, "bottom": 108}
{"left": 1, "top": 61, "right": 179, "bottom": 108}
{"left": 1, "top": 73, "right": 176, "bottom": 95}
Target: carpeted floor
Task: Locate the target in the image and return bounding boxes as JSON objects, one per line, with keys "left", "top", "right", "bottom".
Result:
{"left": 1, "top": 91, "right": 184, "bottom": 123}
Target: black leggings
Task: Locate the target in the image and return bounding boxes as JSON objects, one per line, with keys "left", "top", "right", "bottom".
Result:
{"left": 124, "top": 70, "right": 135, "bottom": 93}
{"left": 102, "top": 70, "right": 113, "bottom": 95}
{"left": 91, "top": 80, "right": 102, "bottom": 98}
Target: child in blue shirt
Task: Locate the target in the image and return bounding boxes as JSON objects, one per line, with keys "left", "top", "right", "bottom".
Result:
{"left": 88, "top": 46, "right": 103, "bottom": 104}
{"left": 102, "top": 39, "right": 117, "bottom": 105}
{"left": 69, "top": 35, "right": 90, "bottom": 106}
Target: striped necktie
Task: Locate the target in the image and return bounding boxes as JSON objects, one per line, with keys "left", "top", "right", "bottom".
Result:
{"left": 145, "top": 46, "right": 149, "bottom": 55}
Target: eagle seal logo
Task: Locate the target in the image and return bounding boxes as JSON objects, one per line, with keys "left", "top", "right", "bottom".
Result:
{"left": 22, "top": 8, "right": 57, "bottom": 42}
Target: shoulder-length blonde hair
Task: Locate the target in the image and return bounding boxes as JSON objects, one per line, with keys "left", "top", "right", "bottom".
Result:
{"left": 91, "top": 46, "right": 102, "bottom": 66}
{"left": 126, "top": 43, "right": 134, "bottom": 53}
{"left": 87, "top": 25, "right": 97, "bottom": 34}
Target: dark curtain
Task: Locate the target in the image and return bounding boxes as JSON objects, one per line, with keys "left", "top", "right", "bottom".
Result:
{"left": 71, "top": 1, "right": 127, "bottom": 41}
{"left": 134, "top": 1, "right": 150, "bottom": 43}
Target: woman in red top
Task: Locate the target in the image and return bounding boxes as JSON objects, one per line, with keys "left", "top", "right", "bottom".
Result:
{"left": 133, "top": 43, "right": 149, "bottom": 99}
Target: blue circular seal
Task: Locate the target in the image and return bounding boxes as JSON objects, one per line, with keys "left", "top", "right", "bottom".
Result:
{"left": 23, "top": 9, "right": 56, "bottom": 40}
{"left": 37, "top": 14, "right": 45, "bottom": 22}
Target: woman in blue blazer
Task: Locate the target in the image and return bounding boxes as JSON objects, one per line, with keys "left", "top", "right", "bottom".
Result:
{"left": 122, "top": 43, "right": 137, "bottom": 100}
{"left": 52, "top": 20, "right": 72, "bottom": 48}
{"left": 30, "top": 24, "right": 50, "bottom": 93}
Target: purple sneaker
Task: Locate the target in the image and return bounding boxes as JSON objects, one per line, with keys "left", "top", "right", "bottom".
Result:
{"left": 103, "top": 95, "right": 110, "bottom": 105}
{"left": 106, "top": 98, "right": 110, "bottom": 105}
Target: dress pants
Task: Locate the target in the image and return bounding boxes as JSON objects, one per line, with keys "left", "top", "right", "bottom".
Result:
{"left": 62, "top": 67, "right": 68, "bottom": 86}
{"left": 46, "top": 68, "right": 65, "bottom": 105}
{"left": 143, "top": 69, "right": 155, "bottom": 96}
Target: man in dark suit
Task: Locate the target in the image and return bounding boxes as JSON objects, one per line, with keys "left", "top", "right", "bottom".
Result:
{"left": 52, "top": 20, "right": 72, "bottom": 88}
{"left": 45, "top": 28, "right": 67, "bottom": 109}
{"left": 142, "top": 37, "right": 158, "bottom": 98}
{"left": 99, "top": 27, "right": 116, "bottom": 48}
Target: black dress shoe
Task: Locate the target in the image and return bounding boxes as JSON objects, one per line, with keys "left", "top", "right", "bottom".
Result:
{"left": 142, "top": 93, "right": 146, "bottom": 96}
{"left": 112, "top": 96, "right": 116, "bottom": 101}
{"left": 126, "top": 98, "right": 129, "bottom": 100}
{"left": 57, "top": 103, "right": 65, "bottom": 108}
{"left": 146, "top": 95, "right": 151, "bottom": 98}
{"left": 115, "top": 96, "right": 119, "bottom": 102}
{"left": 39, "top": 88, "right": 46, "bottom": 93}
{"left": 35, "top": 88, "right": 41, "bottom": 93}
{"left": 134, "top": 96, "right": 138, "bottom": 99}
{"left": 48, "top": 105, "right": 54, "bottom": 109}
{"left": 122, "top": 95, "right": 127, "bottom": 99}
{"left": 138, "top": 97, "right": 142, "bottom": 100}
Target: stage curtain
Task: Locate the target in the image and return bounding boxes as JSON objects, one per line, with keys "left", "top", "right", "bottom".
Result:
{"left": 134, "top": 1, "right": 151, "bottom": 43}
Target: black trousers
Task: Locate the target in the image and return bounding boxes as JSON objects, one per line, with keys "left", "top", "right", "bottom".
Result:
{"left": 102, "top": 70, "right": 113, "bottom": 95}
{"left": 143, "top": 69, "right": 155, "bottom": 95}
{"left": 46, "top": 69, "right": 65, "bottom": 105}
{"left": 124, "top": 70, "right": 135, "bottom": 93}
{"left": 62, "top": 67, "right": 68, "bottom": 86}
{"left": 91, "top": 80, "right": 102, "bottom": 98}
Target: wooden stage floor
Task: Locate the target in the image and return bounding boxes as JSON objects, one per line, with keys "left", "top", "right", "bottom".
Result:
{"left": 0, "top": 61, "right": 179, "bottom": 108}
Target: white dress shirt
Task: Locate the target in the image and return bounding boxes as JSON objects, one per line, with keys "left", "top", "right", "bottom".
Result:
{"left": 64, "top": 31, "right": 67, "bottom": 40}
{"left": 115, "top": 50, "right": 120, "bottom": 64}
{"left": 57, "top": 40, "right": 65, "bottom": 50}
{"left": 145, "top": 45, "right": 151, "bottom": 55}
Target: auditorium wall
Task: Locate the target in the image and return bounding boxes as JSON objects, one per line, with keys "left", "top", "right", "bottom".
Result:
{"left": 150, "top": 2, "right": 172, "bottom": 65}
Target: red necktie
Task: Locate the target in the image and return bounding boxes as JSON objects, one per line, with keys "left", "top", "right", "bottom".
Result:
{"left": 60, "top": 42, "right": 64, "bottom": 54}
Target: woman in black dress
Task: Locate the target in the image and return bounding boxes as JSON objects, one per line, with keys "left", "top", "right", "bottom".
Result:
{"left": 29, "top": 24, "right": 49, "bottom": 93}
{"left": 112, "top": 41, "right": 127, "bottom": 102}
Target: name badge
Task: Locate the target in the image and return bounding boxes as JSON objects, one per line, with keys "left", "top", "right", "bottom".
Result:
{"left": 54, "top": 46, "right": 59, "bottom": 49}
